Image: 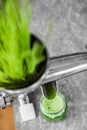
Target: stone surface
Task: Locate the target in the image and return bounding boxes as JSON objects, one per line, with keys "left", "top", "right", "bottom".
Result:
{"left": 14, "top": 0, "right": 87, "bottom": 130}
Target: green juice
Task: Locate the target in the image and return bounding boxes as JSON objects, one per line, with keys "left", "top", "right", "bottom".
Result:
{"left": 40, "top": 83, "right": 67, "bottom": 122}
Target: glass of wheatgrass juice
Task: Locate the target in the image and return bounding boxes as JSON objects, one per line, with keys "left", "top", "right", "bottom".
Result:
{"left": 40, "top": 82, "right": 67, "bottom": 122}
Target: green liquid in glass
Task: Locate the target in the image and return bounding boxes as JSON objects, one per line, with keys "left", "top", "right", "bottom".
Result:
{"left": 40, "top": 92, "right": 67, "bottom": 122}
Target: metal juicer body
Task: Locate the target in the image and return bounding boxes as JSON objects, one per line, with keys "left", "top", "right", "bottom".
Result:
{"left": 0, "top": 51, "right": 87, "bottom": 109}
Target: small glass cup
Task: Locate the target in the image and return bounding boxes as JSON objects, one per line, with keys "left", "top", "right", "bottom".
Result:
{"left": 40, "top": 82, "right": 67, "bottom": 122}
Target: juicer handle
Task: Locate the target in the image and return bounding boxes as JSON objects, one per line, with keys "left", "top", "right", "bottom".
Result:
{"left": 43, "top": 52, "right": 87, "bottom": 84}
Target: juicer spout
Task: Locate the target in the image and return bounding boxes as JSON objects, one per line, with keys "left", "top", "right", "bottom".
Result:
{"left": 43, "top": 52, "right": 87, "bottom": 84}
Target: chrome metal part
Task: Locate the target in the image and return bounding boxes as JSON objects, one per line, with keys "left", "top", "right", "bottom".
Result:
{"left": 5, "top": 97, "right": 13, "bottom": 106}
{"left": 17, "top": 94, "right": 36, "bottom": 122}
{"left": 0, "top": 94, "right": 13, "bottom": 109}
{"left": 0, "top": 52, "right": 87, "bottom": 95}
{"left": 0, "top": 96, "right": 5, "bottom": 109}
{"left": 43, "top": 52, "right": 87, "bottom": 83}
{"left": 18, "top": 94, "right": 30, "bottom": 106}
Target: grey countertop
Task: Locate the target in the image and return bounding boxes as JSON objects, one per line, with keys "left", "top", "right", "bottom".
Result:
{"left": 14, "top": 0, "right": 87, "bottom": 129}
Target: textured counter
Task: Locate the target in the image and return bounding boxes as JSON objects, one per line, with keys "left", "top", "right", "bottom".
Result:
{"left": 14, "top": 0, "right": 87, "bottom": 129}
